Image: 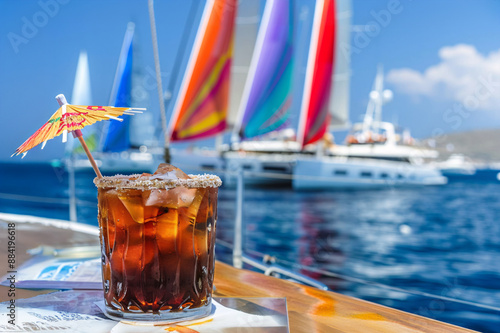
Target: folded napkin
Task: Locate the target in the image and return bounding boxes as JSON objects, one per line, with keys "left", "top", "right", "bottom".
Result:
{"left": 98, "top": 300, "right": 284, "bottom": 332}
{"left": 0, "top": 290, "right": 288, "bottom": 332}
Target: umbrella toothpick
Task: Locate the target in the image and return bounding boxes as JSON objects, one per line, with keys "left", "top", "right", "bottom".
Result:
{"left": 55, "top": 94, "right": 103, "bottom": 179}
{"left": 104, "top": 114, "right": 124, "bottom": 121}
{"left": 74, "top": 130, "right": 103, "bottom": 179}
{"left": 13, "top": 94, "right": 144, "bottom": 179}
{"left": 61, "top": 103, "right": 68, "bottom": 143}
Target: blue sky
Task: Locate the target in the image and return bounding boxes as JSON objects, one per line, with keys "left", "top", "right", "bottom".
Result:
{"left": 1, "top": 0, "right": 500, "bottom": 161}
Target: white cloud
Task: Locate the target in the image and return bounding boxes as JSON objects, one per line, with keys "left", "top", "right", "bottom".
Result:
{"left": 386, "top": 44, "right": 500, "bottom": 111}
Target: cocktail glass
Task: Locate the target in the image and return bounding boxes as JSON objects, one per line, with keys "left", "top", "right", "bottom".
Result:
{"left": 94, "top": 164, "right": 221, "bottom": 322}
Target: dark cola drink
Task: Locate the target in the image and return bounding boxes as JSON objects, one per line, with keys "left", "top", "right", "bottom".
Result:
{"left": 94, "top": 164, "right": 221, "bottom": 322}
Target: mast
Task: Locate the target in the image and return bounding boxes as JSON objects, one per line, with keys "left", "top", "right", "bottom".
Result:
{"left": 147, "top": 0, "right": 169, "bottom": 161}
{"left": 362, "top": 65, "right": 392, "bottom": 134}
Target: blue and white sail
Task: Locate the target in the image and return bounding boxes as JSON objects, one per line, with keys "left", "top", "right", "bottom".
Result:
{"left": 67, "top": 50, "right": 93, "bottom": 222}
{"left": 71, "top": 51, "right": 93, "bottom": 106}
{"left": 101, "top": 23, "right": 135, "bottom": 152}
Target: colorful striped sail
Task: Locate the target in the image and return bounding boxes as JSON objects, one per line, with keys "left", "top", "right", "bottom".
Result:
{"left": 168, "top": 0, "right": 237, "bottom": 142}
{"left": 297, "top": 0, "right": 336, "bottom": 147}
{"left": 232, "top": 0, "right": 294, "bottom": 141}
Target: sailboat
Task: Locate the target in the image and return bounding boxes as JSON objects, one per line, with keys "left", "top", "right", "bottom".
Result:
{"left": 154, "top": 0, "right": 297, "bottom": 186}
{"left": 220, "top": 0, "right": 345, "bottom": 188}
{"left": 63, "top": 50, "right": 94, "bottom": 222}
{"left": 171, "top": 0, "right": 348, "bottom": 187}
{"left": 232, "top": 0, "right": 294, "bottom": 141}
{"left": 167, "top": 0, "right": 237, "bottom": 175}
{"left": 220, "top": 0, "right": 297, "bottom": 186}
{"left": 65, "top": 51, "right": 95, "bottom": 156}
{"left": 292, "top": 66, "right": 447, "bottom": 189}
{"left": 71, "top": 23, "right": 157, "bottom": 174}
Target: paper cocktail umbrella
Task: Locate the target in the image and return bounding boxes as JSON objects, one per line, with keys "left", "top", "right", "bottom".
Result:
{"left": 12, "top": 94, "right": 144, "bottom": 178}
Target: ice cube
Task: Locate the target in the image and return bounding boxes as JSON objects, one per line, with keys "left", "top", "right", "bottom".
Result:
{"left": 144, "top": 187, "right": 197, "bottom": 209}
{"left": 131, "top": 172, "right": 152, "bottom": 180}
{"left": 118, "top": 189, "right": 145, "bottom": 223}
{"left": 152, "top": 163, "right": 190, "bottom": 180}
{"left": 157, "top": 209, "right": 179, "bottom": 254}
{"left": 195, "top": 189, "right": 211, "bottom": 224}
{"left": 183, "top": 189, "right": 207, "bottom": 221}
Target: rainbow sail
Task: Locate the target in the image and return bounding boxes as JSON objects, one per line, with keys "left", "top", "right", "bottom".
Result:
{"left": 168, "top": 0, "right": 237, "bottom": 142}
{"left": 297, "top": 0, "right": 336, "bottom": 148}
{"left": 232, "top": 0, "right": 294, "bottom": 141}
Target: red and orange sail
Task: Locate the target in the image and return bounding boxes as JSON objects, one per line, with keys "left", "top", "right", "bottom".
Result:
{"left": 168, "top": 0, "right": 237, "bottom": 142}
{"left": 297, "top": 0, "right": 336, "bottom": 148}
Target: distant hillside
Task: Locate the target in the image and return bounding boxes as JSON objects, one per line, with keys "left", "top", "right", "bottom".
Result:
{"left": 423, "top": 128, "right": 500, "bottom": 162}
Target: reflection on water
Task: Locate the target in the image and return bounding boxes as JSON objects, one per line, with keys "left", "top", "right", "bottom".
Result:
{"left": 217, "top": 183, "right": 500, "bottom": 333}
{"left": 1, "top": 162, "right": 500, "bottom": 332}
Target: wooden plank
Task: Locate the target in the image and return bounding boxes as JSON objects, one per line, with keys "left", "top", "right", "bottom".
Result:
{"left": 214, "top": 262, "right": 477, "bottom": 332}
{"left": 0, "top": 218, "right": 476, "bottom": 332}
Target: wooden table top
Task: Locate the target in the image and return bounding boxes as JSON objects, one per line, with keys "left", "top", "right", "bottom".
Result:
{"left": 0, "top": 215, "right": 476, "bottom": 332}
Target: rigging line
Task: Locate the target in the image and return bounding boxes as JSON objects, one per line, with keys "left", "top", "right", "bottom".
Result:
{"left": 214, "top": 239, "right": 500, "bottom": 313}
{"left": 147, "top": 0, "right": 168, "bottom": 146}
{"left": 304, "top": 265, "right": 500, "bottom": 313}
{"left": 0, "top": 193, "right": 69, "bottom": 204}
{"left": 149, "top": 0, "right": 199, "bottom": 143}
{"left": 0, "top": 193, "right": 96, "bottom": 207}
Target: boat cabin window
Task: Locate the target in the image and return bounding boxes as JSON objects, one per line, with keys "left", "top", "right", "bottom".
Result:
{"left": 201, "top": 164, "right": 216, "bottom": 170}
{"left": 380, "top": 173, "right": 389, "bottom": 178}
{"left": 243, "top": 164, "right": 253, "bottom": 170}
{"left": 397, "top": 174, "right": 404, "bottom": 179}
{"left": 360, "top": 171, "right": 373, "bottom": 177}
{"left": 347, "top": 155, "right": 411, "bottom": 163}
{"left": 334, "top": 170, "right": 348, "bottom": 176}
{"left": 263, "top": 165, "right": 288, "bottom": 172}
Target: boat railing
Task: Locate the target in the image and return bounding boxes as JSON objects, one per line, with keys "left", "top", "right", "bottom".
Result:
{"left": 229, "top": 166, "right": 329, "bottom": 290}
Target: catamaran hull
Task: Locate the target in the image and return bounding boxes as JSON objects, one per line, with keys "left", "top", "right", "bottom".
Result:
{"left": 68, "top": 153, "right": 158, "bottom": 174}
{"left": 172, "top": 150, "right": 294, "bottom": 187}
{"left": 170, "top": 149, "right": 226, "bottom": 179}
{"left": 293, "top": 157, "right": 447, "bottom": 190}
{"left": 223, "top": 152, "right": 294, "bottom": 187}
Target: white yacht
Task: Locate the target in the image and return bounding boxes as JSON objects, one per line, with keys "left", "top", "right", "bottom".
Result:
{"left": 293, "top": 126, "right": 447, "bottom": 189}
{"left": 292, "top": 67, "right": 447, "bottom": 190}
{"left": 434, "top": 154, "right": 477, "bottom": 177}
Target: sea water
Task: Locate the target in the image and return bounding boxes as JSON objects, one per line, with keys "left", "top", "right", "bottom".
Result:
{"left": 1, "top": 161, "right": 499, "bottom": 332}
